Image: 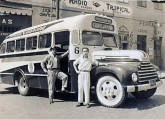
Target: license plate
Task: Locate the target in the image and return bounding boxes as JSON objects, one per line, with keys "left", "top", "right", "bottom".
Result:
{"left": 150, "top": 80, "right": 156, "bottom": 86}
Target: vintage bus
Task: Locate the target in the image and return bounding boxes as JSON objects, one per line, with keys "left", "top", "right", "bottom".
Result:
{"left": 0, "top": 14, "right": 162, "bottom": 107}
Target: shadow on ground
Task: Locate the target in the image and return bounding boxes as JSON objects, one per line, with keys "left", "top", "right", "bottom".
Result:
{"left": 120, "top": 93, "right": 165, "bottom": 110}
{"left": 1, "top": 86, "right": 165, "bottom": 109}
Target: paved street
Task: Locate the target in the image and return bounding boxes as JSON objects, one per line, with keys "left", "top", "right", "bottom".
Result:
{"left": 0, "top": 78, "right": 165, "bottom": 119}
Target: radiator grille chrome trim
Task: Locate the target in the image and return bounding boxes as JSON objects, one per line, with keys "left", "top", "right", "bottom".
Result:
{"left": 137, "top": 61, "right": 158, "bottom": 82}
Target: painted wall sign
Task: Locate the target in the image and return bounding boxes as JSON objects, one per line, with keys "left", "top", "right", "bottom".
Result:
{"left": 139, "top": 20, "right": 162, "bottom": 27}
{"left": 61, "top": 0, "right": 133, "bottom": 17}
{"left": 40, "top": 8, "right": 56, "bottom": 17}
{"left": 138, "top": 29, "right": 148, "bottom": 33}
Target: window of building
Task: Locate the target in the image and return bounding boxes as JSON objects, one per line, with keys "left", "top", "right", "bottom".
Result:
{"left": 54, "top": 31, "right": 69, "bottom": 50}
{"left": 26, "top": 36, "right": 37, "bottom": 50}
{"left": 137, "top": 35, "right": 147, "bottom": 52}
{"left": 39, "top": 33, "right": 52, "bottom": 48}
{"left": 0, "top": 43, "right": 6, "bottom": 54}
{"left": 7, "top": 41, "right": 15, "bottom": 53}
{"left": 137, "top": 0, "right": 147, "bottom": 7}
{"left": 16, "top": 39, "right": 25, "bottom": 51}
{"left": 118, "top": 0, "right": 129, "bottom": 3}
{"left": 154, "top": 3, "right": 163, "bottom": 10}
{"left": 0, "top": 26, "right": 21, "bottom": 33}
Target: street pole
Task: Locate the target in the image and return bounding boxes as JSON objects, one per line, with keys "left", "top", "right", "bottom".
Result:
{"left": 50, "top": 0, "right": 53, "bottom": 21}
{"left": 56, "top": 0, "right": 59, "bottom": 20}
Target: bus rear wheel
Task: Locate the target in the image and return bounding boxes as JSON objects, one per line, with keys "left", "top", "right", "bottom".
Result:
{"left": 96, "top": 76, "right": 127, "bottom": 108}
{"left": 18, "top": 76, "right": 31, "bottom": 96}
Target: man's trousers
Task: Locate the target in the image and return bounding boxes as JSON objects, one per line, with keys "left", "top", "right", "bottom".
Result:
{"left": 78, "top": 72, "right": 90, "bottom": 104}
{"left": 47, "top": 69, "right": 68, "bottom": 99}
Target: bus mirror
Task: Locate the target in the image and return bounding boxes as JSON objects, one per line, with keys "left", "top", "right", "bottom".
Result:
{"left": 72, "top": 30, "right": 79, "bottom": 45}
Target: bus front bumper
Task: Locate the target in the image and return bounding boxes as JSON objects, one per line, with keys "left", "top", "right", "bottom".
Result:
{"left": 126, "top": 80, "right": 163, "bottom": 92}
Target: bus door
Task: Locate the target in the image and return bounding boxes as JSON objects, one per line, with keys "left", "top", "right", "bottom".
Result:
{"left": 54, "top": 31, "right": 70, "bottom": 90}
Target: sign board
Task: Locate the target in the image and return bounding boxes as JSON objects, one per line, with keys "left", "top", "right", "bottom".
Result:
{"left": 60, "top": 0, "right": 133, "bottom": 17}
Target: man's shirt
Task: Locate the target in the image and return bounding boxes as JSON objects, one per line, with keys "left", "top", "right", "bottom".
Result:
{"left": 74, "top": 56, "right": 92, "bottom": 72}
{"left": 41, "top": 51, "right": 69, "bottom": 71}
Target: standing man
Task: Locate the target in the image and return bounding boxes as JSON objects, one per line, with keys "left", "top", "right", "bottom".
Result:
{"left": 41, "top": 45, "right": 69, "bottom": 104}
{"left": 73, "top": 48, "right": 92, "bottom": 108}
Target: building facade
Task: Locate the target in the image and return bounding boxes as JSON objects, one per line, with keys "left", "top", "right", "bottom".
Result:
{"left": 0, "top": 0, "right": 165, "bottom": 69}
{"left": 0, "top": 0, "right": 32, "bottom": 44}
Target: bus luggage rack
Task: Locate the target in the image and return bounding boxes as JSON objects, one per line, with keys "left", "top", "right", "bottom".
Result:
{"left": 138, "top": 61, "right": 158, "bottom": 82}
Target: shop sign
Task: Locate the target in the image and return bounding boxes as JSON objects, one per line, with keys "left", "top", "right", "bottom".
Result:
{"left": 138, "top": 29, "right": 147, "bottom": 33}
{"left": 1, "top": 19, "right": 13, "bottom": 25}
{"left": 40, "top": 8, "right": 56, "bottom": 17}
{"left": 61, "top": 0, "right": 133, "bottom": 16}
{"left": 0, "top": 32, "right": 11, "bottom": 36}
{"left": 139, "top": 20, "right": 162, "bottom": 27}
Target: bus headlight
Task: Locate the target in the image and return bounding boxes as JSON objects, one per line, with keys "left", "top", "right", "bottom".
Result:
{"left": 157, "top": 71, "right": 161, "bottom": 78}
{"left": 132, "top": 73, "right": 138, "bottom": 82}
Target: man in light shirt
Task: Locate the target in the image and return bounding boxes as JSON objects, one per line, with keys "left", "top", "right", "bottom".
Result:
{"left": 73, "top": 48, "right": 92, "bottom": 108}
{"left": 41, "top": 45, "right": 69, "bottom": 104}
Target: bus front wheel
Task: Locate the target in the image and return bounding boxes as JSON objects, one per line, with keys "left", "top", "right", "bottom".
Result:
{"left": 18, "top": 76, "right": 30, "bottom": 96}
{"left": 96, "top": 76, "right": 127, "bottom": 108}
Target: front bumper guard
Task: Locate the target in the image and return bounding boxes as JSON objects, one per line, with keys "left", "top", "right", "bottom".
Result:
{"left": 126, "top": 80, "right": 163, "bottom": 92}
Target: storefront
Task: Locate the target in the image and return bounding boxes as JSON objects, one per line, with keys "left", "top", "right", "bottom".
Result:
{"left": 0, "top": 6, "right": 32, "bottom": 44}
{"left": 132, "top": 19, "right": 163, "bottom": 68}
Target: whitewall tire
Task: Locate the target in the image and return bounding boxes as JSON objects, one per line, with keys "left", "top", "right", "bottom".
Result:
{"left": 96, "top": 76, "right": 127, "bottom": 108}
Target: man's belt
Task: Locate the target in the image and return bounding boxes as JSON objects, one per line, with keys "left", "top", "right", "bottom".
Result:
{"left": 80, "top": 70, "right": 90, "bottom": 72}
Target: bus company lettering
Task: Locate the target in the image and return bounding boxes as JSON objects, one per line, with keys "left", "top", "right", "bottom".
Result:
{"left": 106, "top": 3, "right": 130, "bottom": 13}
{"left": 8, "top": 26, "right": 46, "bottom": 38}
{"left": 24, "top": 26, "right": 46, "bottom": 35}
{"left": 69, "top": 0, "right": 88, "bottom": 6}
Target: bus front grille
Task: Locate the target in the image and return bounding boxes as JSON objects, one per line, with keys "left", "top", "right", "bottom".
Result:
{"left": 137, "top": 62, "right": 158, "bottom": 82}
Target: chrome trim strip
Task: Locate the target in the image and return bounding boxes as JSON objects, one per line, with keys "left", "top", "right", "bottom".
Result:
{"left": 0, "top": 73, "right": 13, "bottom": 75}
{"left": 139, "top": 75, "right": 158, "bottom": 79}
{"left": 24, "top": 74, "right": 47, "bottom": 77}
{"left": 127, "top": 80, "right": 163, "bottom": 92}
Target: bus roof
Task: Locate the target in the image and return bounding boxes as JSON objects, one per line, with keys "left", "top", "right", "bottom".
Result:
{"left": 4, "top": 14, "right": 117, "bottom": 42}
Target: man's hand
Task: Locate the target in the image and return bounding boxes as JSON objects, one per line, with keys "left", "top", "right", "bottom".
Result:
{"left": 76, "top": 70, "right": 80, "bottom": 74}
{"left": 44, "top": 69, "right": 48, "bottom": 73}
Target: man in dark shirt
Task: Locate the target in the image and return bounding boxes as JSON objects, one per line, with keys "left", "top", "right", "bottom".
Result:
{"left": 41, "top": 45, "right": 69, "bottom": 104}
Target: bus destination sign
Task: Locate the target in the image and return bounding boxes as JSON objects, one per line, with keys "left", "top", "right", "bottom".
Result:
{"left": 92, "top": 21, "right": 114, "bottom": 31}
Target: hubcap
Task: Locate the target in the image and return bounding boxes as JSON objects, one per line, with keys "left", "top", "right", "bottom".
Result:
{"left": 19, "top": 79, "right": 27, "bottom": 91}
{"left": 100, "top": 81, "right": 120, "bottom": 101}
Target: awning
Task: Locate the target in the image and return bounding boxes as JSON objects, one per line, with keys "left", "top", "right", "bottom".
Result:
{"left": 0, "top": 7, "right": 32, "bottom": 16}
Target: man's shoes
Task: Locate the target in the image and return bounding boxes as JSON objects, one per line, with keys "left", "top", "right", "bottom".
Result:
{"left": 76, "top": 102, "right": 83, "bottom": 107}
{"left": 50, "top": 99, "right": 53, "bottom": 104}
{"left": 86, "top": 104, "right": 90, "bottom": 108}
{"left": 61, "top": 89, "right": 68, "bottom": 93}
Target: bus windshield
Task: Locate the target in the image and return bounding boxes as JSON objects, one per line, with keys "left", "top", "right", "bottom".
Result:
{"left": 82, "top": 31, "right": 117, "bottom": 47}
{"left": 82, "top": 31, "right": 102, "bottom": 46}
{"left": 103, "top": 33, "right": 117, "bottom": 47}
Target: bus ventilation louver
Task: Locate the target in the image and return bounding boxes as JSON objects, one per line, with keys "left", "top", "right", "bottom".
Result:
{"left": 137, "top": 61, "right": 158, "bottom": 82}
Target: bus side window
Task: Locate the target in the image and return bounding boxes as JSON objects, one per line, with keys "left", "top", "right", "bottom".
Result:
{"left": 26, "top": 36, "right": 37, "bottom": 50}
{"left": 16, "top": 39, "right": 25, "bottom": 51}
{"left": 7, "top": 41, "right": 15, "bottom": 53}
{"left": 39, "top": 33, "right": 51, "bottom": 48}
{"left": 0, "top": 43, "right": 6, "bottom": 54}
{"left": 54, "top": 31, "right": 69, "bottom": 51}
